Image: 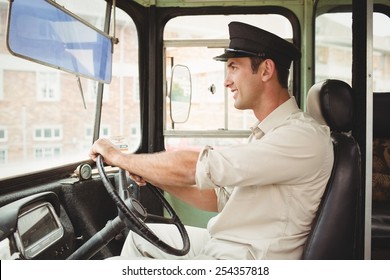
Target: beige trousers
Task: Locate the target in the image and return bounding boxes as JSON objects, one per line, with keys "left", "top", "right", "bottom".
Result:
{"left": 119, "top": 223, "right": 215, "bottom": 260}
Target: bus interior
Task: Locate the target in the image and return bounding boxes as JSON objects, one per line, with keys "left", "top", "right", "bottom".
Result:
{"left": 0, "top": 0, "right": 389, "bottom": 260}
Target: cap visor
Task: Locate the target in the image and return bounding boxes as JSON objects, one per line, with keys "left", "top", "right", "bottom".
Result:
{"left": 213, "top": 51, "right": 254, "bottom": 61}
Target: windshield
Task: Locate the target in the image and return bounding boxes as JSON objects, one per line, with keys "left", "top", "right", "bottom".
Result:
{"left": 163, "top": 14, "right": 294, "bottom": 148}
{"left": 0, "top": 0, "right": 141, "bottom": 179}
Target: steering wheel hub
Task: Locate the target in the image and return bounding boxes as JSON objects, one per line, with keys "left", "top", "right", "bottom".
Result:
{"left": 126, "top": 198, "right": 147, "bottom": 220}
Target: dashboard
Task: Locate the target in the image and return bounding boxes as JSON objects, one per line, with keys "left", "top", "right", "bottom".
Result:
{"left": 0, "top": 192, "right": 74, "bottom": 260}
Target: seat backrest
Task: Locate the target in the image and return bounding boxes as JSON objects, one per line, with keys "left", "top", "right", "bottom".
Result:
{"left": 302, "top": 79, "right": 361, "bottom": 259}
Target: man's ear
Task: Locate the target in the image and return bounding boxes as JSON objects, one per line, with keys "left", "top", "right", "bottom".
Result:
{"left": 261, "top": 59, "right": 276, "bottom": 82}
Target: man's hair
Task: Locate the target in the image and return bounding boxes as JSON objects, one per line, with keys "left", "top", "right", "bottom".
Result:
{"left": 250, "top": 56, "right": 290, "bottom": 89}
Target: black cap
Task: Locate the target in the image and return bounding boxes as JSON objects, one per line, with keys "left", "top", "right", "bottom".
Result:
{"left": 214, "top": 21, "right": 301, "bottom": 69}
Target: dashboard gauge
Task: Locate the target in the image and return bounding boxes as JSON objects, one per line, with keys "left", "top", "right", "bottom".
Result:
{"left": 76, "top": 163, "right": 92, "bottom": 180}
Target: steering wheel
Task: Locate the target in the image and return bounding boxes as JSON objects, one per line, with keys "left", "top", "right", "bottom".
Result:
{"left": 96, "top": 155, "right": 190, "bottom": 256}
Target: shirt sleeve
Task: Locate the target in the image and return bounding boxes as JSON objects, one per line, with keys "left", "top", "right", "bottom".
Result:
{"left": 195, "top": 120, "right": 331, "bottom": 190}
{"left": 195, "top": 146, "right": 235, "bottom": 211}
{"left": 215, "top": 186, "right": 234, "bottom": 212}
{"left": 195, "top": 145, "right": 219, "bottom": 188}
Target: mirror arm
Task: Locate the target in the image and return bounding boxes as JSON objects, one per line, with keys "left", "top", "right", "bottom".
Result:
{"left": 76, "top": 76, "right": 87, "bottom": 110}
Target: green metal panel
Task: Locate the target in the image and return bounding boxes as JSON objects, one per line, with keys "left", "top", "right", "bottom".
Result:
{"left": 164, "top": 193, "right": 217, "bottom": 228}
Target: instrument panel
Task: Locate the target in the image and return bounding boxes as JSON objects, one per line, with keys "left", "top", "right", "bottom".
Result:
{"left": 0, "top": 192, "right": 74, "bottom": 260}
{"left": 16, "top": 202, "right": 64, "bottom": 259}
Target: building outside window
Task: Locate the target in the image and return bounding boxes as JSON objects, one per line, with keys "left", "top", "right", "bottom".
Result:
{"left": 34, "top": 127, "right": 62, "bottom": 141}
{"left": 37, "top": 72, "right": 60, "bottom": 101}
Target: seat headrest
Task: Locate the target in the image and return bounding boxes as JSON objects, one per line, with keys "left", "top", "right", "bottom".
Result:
{"left": 307, "top": 79, "right": 354, "bottom": 133}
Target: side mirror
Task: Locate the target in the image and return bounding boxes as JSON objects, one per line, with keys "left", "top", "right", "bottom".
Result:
{"left": 6, "top": 0, "right": 113, "bottom": 83}
{"left": 169, "top": 65, "right": 192, "bottom": 127}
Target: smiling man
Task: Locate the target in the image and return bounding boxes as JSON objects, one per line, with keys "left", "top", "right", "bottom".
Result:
{"left": 90, "top": 21, "right": 334, "bottom": 260}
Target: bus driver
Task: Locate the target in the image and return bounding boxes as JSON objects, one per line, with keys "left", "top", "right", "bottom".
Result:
{"left": 89, "top": 21, "right": 334, "bottom": 260}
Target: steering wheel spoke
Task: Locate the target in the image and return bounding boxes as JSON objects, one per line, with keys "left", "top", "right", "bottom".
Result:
{"left": 145, "top": 213, "right": 176, "bottom": 224}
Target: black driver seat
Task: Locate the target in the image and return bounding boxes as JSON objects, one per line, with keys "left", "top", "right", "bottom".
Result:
{"left": 303, "top": 79, "right": 361, "bottom": 259}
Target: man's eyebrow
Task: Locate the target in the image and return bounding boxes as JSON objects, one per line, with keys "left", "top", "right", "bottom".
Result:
{"left": 227, "top": 61, "right": 236, "bottom": 68}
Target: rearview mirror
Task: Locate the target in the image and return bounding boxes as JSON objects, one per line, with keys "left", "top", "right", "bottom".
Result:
{"left": 6, "top": 0, "right": 113, "bottom": 83}
{"left": 169, "top": 65, "right": 192, "bottom": 126}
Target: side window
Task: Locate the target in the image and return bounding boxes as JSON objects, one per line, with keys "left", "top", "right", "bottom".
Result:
{"left": 99, "top": 10, "right": 140, "bottom": 153}
{"left": 315, "top": 12, "right": 353, "bottom": 84}
{"left": 373, "top": 12, "right": 390, "bottom": 92}
{"left": 315, "top": 10, "right": 390, "bottom": 92}
{"left": 164, "top": 15, "right": 296, "bottom": 151}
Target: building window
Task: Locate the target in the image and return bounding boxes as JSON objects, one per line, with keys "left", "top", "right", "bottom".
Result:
{"left": 34, "top": 126, "right": 62, "bottom": 141}
{"left": 128, "top": 124, "right": 140, "bottom": 151}
{"left": 86, "top": 127, "right": 93, "bottom": 139}
{"left": 34, "top": 146, "right": 61, "bottom": 159}
{"left": 130, "top": 125, "right": 138, "bottom": 137}
{"left": 87, "top": 80, "right": 109, "bottom": 102}
{"left": 100, "top": 126, "right": 110, "bottom": 138}
{"left": 85, "top": 125, "right": 111, "bottom": 139}
{"left": 37, "top": 72, "right": 60, "bottom": 101}
{"left": 0, "top": 148, "right": 7, "bottom": 164}
{"left": 0, "top": 69, "right": 3, "bottom": 100}
{"left": 0, "top": 127, "right": 7, "bottom": 142}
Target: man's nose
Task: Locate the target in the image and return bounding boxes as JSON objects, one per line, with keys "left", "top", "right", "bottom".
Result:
{"left": 224, "top": 77, "right": 232, "bottom": 88}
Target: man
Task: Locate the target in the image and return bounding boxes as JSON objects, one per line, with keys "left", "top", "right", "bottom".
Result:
{"left": 89, "top": 22, "right": 334, "bottom": 259}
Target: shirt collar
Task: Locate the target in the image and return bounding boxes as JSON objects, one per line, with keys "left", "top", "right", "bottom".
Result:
{"left": 250, "top": 97, "right": 301, "bottom": 136}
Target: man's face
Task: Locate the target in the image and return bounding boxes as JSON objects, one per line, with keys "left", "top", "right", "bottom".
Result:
{"left": 224, "top": 57, "right": 264, "bottom": 110}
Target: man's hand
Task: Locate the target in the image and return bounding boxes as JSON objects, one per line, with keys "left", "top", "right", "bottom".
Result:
{"left": 90, "top": 138, "right": 147, "bottom": 187}
{"left": 89, "top": 138, "right": 121, "bottom": 167}
{"left": 129, "top": 173, "right": 147, "bottom": 186}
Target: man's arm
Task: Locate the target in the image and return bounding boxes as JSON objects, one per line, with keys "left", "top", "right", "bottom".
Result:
{"left": 89, "top": 138, "right": 218, "bottom": 212}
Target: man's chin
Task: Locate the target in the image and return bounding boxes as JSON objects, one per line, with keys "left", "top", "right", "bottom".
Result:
{"left": 234, "top": 102, "right": 245, "bottom": 110}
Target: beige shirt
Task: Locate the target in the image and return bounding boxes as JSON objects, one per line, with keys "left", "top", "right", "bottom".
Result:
{"left": 195, "top": 97, "right": 334, "bottom": 259}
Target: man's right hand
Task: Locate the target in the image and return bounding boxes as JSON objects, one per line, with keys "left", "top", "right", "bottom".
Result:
{"left": 89, "top": 138, "right": 121, "bottom": 167}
